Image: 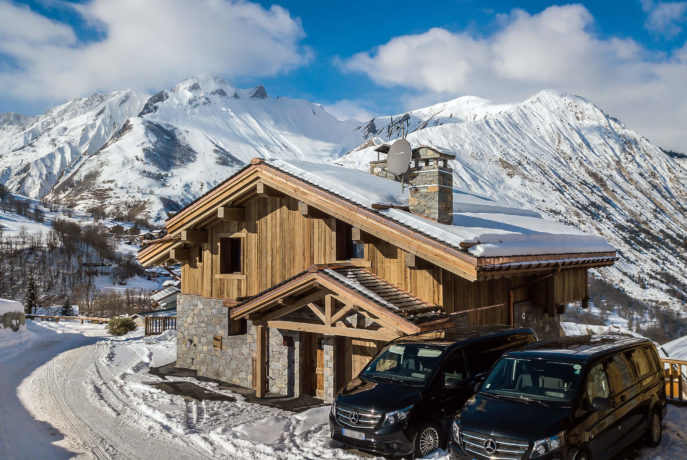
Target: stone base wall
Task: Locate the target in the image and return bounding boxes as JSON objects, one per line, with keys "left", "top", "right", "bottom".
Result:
{"left": 322, "top": 336, "right": 336, "bottom": 403}
{"left": 177, "top": 294, "right": 254, "bottom": 388}
{"left": 177, "top": 294, "right": 299, "bottom": 397}
{"left": 268, "top": 328, "right": 301, "bottom": 397}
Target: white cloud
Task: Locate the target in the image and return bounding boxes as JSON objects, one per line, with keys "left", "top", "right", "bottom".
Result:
{"left": 644, "top": 1, "right": 687, "bottom": 37}
{"left": 0, "top": 0, "right": 309, "bottom": 102}
{"left": 342, "top": 4, "right": 687, "bottom": 151}
{"left": 323, "top": 99, "right": 374, "bottom": 121}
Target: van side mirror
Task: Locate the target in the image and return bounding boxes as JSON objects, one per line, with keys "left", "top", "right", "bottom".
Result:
{"left": 591, "top": 397, "right": 612, "bottom": 411}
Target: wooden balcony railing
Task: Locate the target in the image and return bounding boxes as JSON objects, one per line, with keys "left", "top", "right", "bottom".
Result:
{"left": 661, "top": 358, "right": 687, "bottom": 404}
{"left": 144, "top": 316, "right": 177, "bottom": 336}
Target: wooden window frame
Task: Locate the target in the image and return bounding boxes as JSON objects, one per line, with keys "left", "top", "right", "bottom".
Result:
{"left": 216, "top": 232, "right": 247, "bottom": 279}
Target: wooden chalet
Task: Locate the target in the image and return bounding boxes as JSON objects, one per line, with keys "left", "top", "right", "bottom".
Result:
{"left": 138, "top": 149, "right": 616, "bottom": 402}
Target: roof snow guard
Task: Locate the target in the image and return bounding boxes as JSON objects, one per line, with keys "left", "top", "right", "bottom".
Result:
{"left": 138, "top": 158, "right": 616, "bottom": 281}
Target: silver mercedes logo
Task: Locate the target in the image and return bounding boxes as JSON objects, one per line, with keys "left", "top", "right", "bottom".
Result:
{"left": 350, "top": 411, "right": 359, "bottom": 425}
{"left": 484, "top": 439, "right": 497, "bottom": 455}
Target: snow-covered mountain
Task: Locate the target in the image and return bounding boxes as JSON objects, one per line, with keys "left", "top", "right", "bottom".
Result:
{"left": 1, "top": 75, "right": 686, "bottom": 311}
{"left": 338, "top": 90, "right": 687, "bottom": 311}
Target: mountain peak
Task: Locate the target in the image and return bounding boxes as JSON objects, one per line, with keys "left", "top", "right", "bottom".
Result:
{"left": 249, "top": 85, "right": 268, "bottom": 99}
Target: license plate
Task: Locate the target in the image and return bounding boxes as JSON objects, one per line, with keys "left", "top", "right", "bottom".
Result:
{"left": 342, "top": 428, "right": 365, "bottom": 441}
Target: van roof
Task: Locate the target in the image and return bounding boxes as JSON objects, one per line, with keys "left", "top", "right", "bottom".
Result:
{"left": 504, "top": 334, "right": 651, "bottom": 363}
{"left": 391, "top": 325, "right": 535, "bottom": 348}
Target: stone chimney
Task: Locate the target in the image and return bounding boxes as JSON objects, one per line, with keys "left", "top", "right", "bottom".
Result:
{"left": 371, "top": 144, "right": 454, "bottom": 225}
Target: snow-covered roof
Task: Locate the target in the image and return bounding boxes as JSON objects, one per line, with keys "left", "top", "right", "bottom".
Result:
{"left": 266, "top": 159, "right": 614, "bottom": 257}
{"left": 662, "top": 335, "right": 687, "bottom": 360}
{"left": 151, "top": 286, "right": 180, "bottom": 302}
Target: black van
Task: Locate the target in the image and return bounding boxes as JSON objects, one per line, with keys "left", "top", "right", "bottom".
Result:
{"left": 329, "top": 326, "right": 537, "bottom": 458}
{"left": 450, "top": 335, "right": 666, "bottom": 460}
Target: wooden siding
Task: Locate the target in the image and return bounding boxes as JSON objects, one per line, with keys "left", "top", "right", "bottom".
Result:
{"left": 180, "top": 194, "right": 591, "bottom": 316}
{"left": 182, "top": 196, "right": 336, "bottom": 299}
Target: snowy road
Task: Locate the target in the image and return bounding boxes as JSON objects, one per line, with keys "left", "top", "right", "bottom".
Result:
{"left": 2, "top": 321, "right": 686, "bottom": 460}
{"left": 0, "top": 322, "right": 208, "bottom": 459}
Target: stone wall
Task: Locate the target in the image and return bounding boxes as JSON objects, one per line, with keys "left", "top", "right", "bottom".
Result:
{"left": 177, "top": 294, "right": 299, "bottom": 396}
{"left": 322, "top": 336, "right": 336, "bottom": 403}
{"left": 0, "top": 311, "right": 25, "bottom": 333}
{"left": 177, "top": 294, "right": 254, "bottom": 388}
{"left": 268, "top": 328, "right": 301, "bottom": 397}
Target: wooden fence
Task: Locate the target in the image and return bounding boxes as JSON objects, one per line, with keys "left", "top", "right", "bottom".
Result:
{"left": 25, "top": 314, "right": 109, "bottom": 324}
{"left": 661, "top": 358, "right": 687, "bottom": 404}
{"left": 144, "top": 316, "right": 177, "bottom": 336}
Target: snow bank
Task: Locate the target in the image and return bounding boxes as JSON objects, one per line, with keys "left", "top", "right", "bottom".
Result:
{"left": 0, "top": 299, "right": 23, "bottom": 316}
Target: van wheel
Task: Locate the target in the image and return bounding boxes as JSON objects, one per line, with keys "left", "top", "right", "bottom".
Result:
{"left": 414, "top": 422, "right": 442, "bottom": 458}
{"left": 646, "top": 410, "right": 662, "bottom": 447}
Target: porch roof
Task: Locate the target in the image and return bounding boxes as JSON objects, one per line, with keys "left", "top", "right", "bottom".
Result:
{"left": 231, "top": 263, "right": 450, "bottom": 336}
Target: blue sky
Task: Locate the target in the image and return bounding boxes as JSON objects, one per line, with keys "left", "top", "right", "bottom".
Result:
{"left": 0, "top": 0, "right": 686, "bottom": 149}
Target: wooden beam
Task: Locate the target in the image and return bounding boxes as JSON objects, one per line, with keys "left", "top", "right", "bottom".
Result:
{"left": 308, "top": 303, "right": 326, "bottom": 323}
{"left": 351, "top": 227, "right": 376, "bottom": 244}
{"left": 257, "top": 182, "right": 284, "bottom": 197}
{"left": 266, "top": 320, "right": 400, "bottom": 341}
{"left": 169, "top": 248, "right": 191, "bottom": 262}
{"left": 330, "top": 303, "right": 355, "bottom": 324}
{"left": 180, "top": 229, "right": 207, "bottom": 244}
{"left": 259, "top": 291, "right": 326, "bottom": 321}
{"left": 255, "top": 324, "right": 267, "bottom": 398}
{"left": 405, "top": 253, "right": 417, "bottom": 268}
{"left": 217, "top": 206, "right": 245, "bottom": 221}
{"left": 298, "top": 201, "right": 325, "bottom": 218}
{"left": 325, "top": 296, "right": 333, "bottom": 325}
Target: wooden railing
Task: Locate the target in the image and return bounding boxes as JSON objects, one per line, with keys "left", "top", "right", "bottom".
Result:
{"left": 661, "top": 358, "right": 687, "bottom": 404}
{"left": 145, "top": 316, "right": 177, "bottom": 336}
{"left": 25, "top": 314, "right": 109, "bottom": 324}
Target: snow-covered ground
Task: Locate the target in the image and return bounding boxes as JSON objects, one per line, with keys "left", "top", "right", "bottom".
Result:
{"left": 1, "top": 320, "right": 685, "bottom": 460}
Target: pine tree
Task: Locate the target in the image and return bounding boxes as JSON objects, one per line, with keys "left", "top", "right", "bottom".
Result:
{"left": 60, "top": 296, "right": 74, "bottom": 317}
{"left": 25, "top": 275, "right": 38, "bottom": 315}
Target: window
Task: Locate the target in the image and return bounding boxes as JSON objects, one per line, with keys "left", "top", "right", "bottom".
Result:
{"left": 335, "top": 220, "right": 364, "bottom": 260}
{"left": 585, "top": 363, "right": 610, "bottom": 402}
{"left": 442, "top": 349, "right": 468, "bottom": 386}
{"left": 361, "top": 344, "right": 445, "bottom": 385}
{"left": 229, "top": 317, "right": 247, "bottom": 336}
{"left": 626, "top": 348, "right": 652, "bottom": 378}
{"left": 220, "top": 237, "right": 242, "bottom": 274}
{"left": 606, "top": 353, "right": 635, "bottom": 395}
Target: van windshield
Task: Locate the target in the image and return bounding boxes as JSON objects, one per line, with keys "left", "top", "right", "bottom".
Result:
{"left": 360, "top": 343, "right": 445, "bottom": 385}
{"left": 481, "top": 357, "right": 583, "bottom": 404}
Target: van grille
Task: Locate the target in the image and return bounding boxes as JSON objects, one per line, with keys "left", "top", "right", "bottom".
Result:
{"left": 459, "top": 430, "right": 529, "bottom": 460}
{"left": 336, "top": 405, "right": 382, "bottom": 429}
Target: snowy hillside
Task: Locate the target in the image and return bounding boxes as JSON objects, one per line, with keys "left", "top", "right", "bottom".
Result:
{"left": 1, "top": 76, "right": 686, "bottom": 311}
{"left": 43, "top": 74, "right": 359, "bottom": 221}
{"left": 0, "top": 91, "right": 147, "bottom": 198}
{"left": 338, "top": 90, "right": 687, "bottom": 311}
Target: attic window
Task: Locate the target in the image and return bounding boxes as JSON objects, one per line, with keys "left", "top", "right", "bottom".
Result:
{"left": 220, "top": 237, "right": 242, "bottom": 274}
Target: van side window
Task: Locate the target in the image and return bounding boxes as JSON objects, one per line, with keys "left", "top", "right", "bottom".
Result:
{"left": 585, "top": 363, "right": 610, "bottom": 401}
{"left": 626, "top": 348, "right": 652, "bottom": 378}
{"left": 442, "top": 349, "right": 468, "bottom": 386}
{"left": 606, "top": 353, "right": 635, "bottom": 394}
{"left": 643, "top": 346, "right": 660, "bottom": 373}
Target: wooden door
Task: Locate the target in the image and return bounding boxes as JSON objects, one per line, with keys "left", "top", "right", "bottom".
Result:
{"left": 302, "top": 333, "right": 325, "bottom": 398}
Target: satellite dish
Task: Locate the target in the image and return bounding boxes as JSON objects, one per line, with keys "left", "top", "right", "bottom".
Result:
{"left": 387, "top": 139, "right": 412, "bottom": 176}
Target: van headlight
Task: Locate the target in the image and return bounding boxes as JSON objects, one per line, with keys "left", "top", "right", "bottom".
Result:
{"left": 530, "top": 432, "right": 563, "bottom": 458}
{"left": 382, "top": 405, "right": 413, "bottom": 426}
{"left": 451, "top": 420, "right": 461, "bottom": 443}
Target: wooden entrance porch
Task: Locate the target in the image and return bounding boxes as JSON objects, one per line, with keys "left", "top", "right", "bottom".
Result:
{"left": 231, "top": 263, "right": 452, "bottom": 398}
